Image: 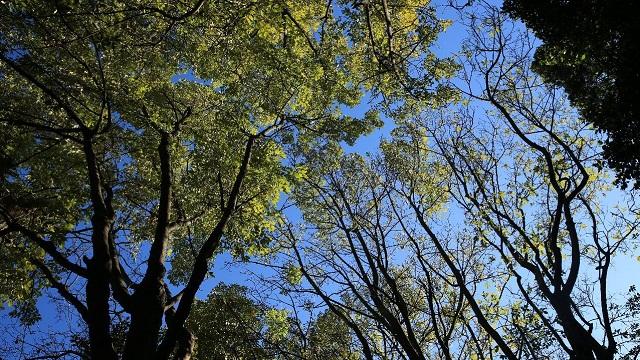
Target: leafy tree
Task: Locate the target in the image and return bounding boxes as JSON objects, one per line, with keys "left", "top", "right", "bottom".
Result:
{"left": 276, "top": 146, "right": 493, "bottom": 359}
{"left": 68, "top": 284, "right": 358, "bottom": 359}
{"left": 502, "top": 0, "right": 640, "bottom": 188}
{"left": 188, "top": 283, "right": 358, "bottom": 360}
{"left": 187, "top": 284, "right": 270, "bottom": 359}
{"left": 0, "top": 0, "right": 453, "bottom": 359}
{"left": 407, "top": 6, "right": 639, "bottom": 359}
{"left": 283, "top": 310, "right": 359, "bottom": 360}
{"left": 271, "top": 5, "right": 640, "bottom": 360}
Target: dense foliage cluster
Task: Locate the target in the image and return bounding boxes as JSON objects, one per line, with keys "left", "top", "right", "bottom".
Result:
{"left": 503, "top": 0, "right": 640, "bottom": 188}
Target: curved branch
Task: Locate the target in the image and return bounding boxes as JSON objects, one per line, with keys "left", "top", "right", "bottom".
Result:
{"left": 30, "top": 256, "right": 89, "bottom": 321}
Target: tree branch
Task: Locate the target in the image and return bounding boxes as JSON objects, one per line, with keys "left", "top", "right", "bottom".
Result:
{"left": 30, "top": 256, "right": 89, "bottom": 321}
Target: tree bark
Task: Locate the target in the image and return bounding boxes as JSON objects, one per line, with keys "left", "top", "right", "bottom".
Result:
{"left": 155, "top": 136, "right": 255, "bottom": 360}
{"left": 86, "top": 215, "right": 118, "bottom": 360}
{"left": 123, "top": 134, "right": 173, "bottom": 360}
{"left": 122, "top": 285, "right": 167, "bottom": 360}
{"left": 83, "top": 139, "right": 118, "bottom": 360}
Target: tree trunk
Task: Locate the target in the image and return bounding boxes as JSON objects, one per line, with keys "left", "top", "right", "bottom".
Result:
{"left": 175, "top": 328, "right": 196, "bottom": 360}
{"left": 553, "top": 299, "right": 610, "bottom": 360}
{"left": 122, "top": 284, "right": 167, "bottom": 360}
{"left": 86, "top": 217, "right": 118, "bottom": 360}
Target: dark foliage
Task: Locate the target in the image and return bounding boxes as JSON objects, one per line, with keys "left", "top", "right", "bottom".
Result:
{"left": 503, "top": 0, "right": 640, "bottom": 188}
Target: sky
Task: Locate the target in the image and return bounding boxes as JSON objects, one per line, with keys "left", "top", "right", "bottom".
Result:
{"left": 2, "top": 0, "right": 640, "bottom": 358}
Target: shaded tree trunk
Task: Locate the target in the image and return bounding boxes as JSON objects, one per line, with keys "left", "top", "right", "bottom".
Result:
{"left": 84, "top": 138, "right": 118, "bottom": 360}
{"left": 122, "top": 284, "right": 167, "bottom": 360}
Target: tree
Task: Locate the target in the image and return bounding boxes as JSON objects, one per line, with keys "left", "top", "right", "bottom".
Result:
{"left": 279, "top": 153, "right": 475, "bottom": 360}
{"left": 404, "top": 6, "right": 640, "bottom": 358}
{"left": 272, "top": 5, "right": 640, "bottom": 359}
{"left": 187, "top": 283, "right": 270, "bottom": 360}
{"left": 502, "top": 0, "right": 640, "bottom": 188}
{"left": 278, "top": 146, "right": 551, "bottom": 359}
{"left": 0, "top": 1, "right": 454, "bottom": 359}
{"left": 186, "top": 283, "right": 359, "bottom": 360}
{"left": 67, "top": 283, "right": 358, "bottom": 359}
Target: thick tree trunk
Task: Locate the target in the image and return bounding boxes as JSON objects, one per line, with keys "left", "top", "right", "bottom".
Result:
{"left": 122, "top": 284, "right": 167, "bottom": 360}
{"left": 86, "top": 217, "right": 118, "bottom": 360}
{"left": 83, "top": 139, "right": 118, "bottom": 360}
{"left": 155, "top": 137, "right": 255, "bottom": 360}
{"left": 553, "top": 299, "right": 611, "bottom": 360}
{"left": 124, "top": 134, "right": 173, "bottom": 360}
{"left": 175, "top": 328, "right": 196, "bottom": 360}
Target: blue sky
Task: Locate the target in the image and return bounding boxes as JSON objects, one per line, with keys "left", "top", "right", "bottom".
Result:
{"left": 2, "top": 1, "right": 640, "bottom": 357}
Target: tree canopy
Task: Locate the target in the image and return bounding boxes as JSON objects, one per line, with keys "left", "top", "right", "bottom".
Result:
{"left": 503, "top": 0, "right": 640, "bottom": 188}
{"left": 0, "top": 0, "right": 455, "bottom": 359}
{"left": 2, "top": 1, "right": 640, "bottom": 360}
